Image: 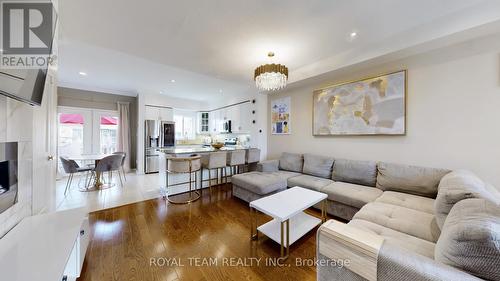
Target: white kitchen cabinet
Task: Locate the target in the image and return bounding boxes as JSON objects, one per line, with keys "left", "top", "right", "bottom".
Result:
{"left": 237, "top": 102, "right": 252, "bottom": 133}
{"left": 159, "top": 107, "right": 173, "bottom": 121}
{"left": 197, "top": 112, "right": 210, "bottom": 134}
{"left": 206, "top": 102, "right": 254, "bottom": 134}
{"left": 144, "top": 105, "right": 159, "bottom": 120}
{"left": 227, "top": 105, "right": 240, "bottom": 132}
{"left": 219, "top": 108, "right": 228, "bottom": 121}
{"left": 210, "top": 109, "right": 220, "bottom": 133}
{"left": 145, "top": 105, "right": 173, "bottom": 121}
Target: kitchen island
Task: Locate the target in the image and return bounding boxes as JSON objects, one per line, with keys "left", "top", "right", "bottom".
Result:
{"left": 158, "top": 146, "right": 255, "bottom": 196}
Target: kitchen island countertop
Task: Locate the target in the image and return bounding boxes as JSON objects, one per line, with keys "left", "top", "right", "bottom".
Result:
{"left": 157, "top": 146, "right": 252, "bottom": 155}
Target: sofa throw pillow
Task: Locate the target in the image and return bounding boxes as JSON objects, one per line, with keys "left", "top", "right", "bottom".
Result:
{"left": 279, "top": 152, "right": 303, "bottom": 173}
{"left": 435, "top": 198, "right": 500, "bottom": 281}
{"left": 376, "top": 162, "right": 450, "bottom": 198}
{"left": 302, "top": 154, "right": 334, "bottom": 179}
{"left": 332, "top": 159, "right": 377, "bottom": 187}
{"left": 434, "top": 170, "right": 500, "bottom": 229}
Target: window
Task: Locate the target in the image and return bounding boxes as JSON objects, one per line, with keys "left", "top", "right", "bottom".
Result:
{"left": 58, "top": 113, "right": 85, "bottom": 158}
{"left": 174, "top": 110, "right": 196, "bottom": 140}
{"left": 57, "top": 107, "right": 119, "bottom": 177}
{"left": 99, "top": 116, "right": 118, "bottom": 154}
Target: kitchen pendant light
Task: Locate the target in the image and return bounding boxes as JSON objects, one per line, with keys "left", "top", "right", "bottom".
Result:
{"left": 254, "top": 52, "right": 288, "bottom": 92}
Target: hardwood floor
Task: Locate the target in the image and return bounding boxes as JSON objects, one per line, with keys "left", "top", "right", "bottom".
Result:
{"left": 78, "top": 185, "right": 322, "bottom": 281}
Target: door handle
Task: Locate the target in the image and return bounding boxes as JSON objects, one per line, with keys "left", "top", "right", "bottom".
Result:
{"left": 48, "top": 155, "right": 54, "bottom": 161}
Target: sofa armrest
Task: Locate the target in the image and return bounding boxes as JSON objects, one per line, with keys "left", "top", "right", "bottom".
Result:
{"left": 257, "top": 159, "right": 279, "bottom": 172}
{"left": 378, "top": 244, "right": 482, "bottom": 281}
{"left": 318, "top": 220, "right": 482, "bottom": 281}
{"left": 318, "top": 220, "right": 384, "bottom": 281}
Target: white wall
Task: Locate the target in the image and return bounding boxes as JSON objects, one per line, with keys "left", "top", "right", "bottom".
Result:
{"left": 267, "top": 33, "right": 500, "bottom": 187}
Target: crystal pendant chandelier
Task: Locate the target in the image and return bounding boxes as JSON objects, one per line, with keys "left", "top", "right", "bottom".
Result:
{"left": 254, "top": 52, "right": 288, "bottom": 92}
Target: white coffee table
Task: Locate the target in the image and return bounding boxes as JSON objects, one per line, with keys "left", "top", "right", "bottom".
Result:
{"left": 249, "top": 186, "right": 328, "bottom": 258}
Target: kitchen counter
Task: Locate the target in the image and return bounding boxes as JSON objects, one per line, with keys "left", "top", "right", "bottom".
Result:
{"left": 157, "top": 145, "right": 250, "bottom": 155}
{"left": 157, "top": 145, "right": 256, "bottom": 197}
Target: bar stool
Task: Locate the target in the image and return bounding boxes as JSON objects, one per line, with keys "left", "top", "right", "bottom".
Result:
{"left": 201, "top": 151, "right": 227, "bottom": 193}
{"left": 226, "top": 150, "right": 246, "bottom": 181}
{"left": 165, "top": 154, "right": 201, "bottom": 204}
{"left": 245, "top": 148, "right": 261, "bottom": 172}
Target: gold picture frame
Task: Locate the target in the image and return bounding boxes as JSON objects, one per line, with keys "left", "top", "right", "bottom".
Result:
{"left": 312, "top": 70, "right": 407, "bottom": 136}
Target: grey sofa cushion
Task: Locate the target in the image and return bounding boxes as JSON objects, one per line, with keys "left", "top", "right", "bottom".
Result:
{"left": 376, "top": 191, "right": 435, "bottom": 214}
{"left": 279, "top": 152, "right": 304, "bottom": 173}
{"left": 276, "top": 170, "right": 302, "bottom": 179}
{"left": 315, "top": 200, "right": 360, "bottom": 221}
{"left": 320, "top": 182, "right": 382, "bottom": 209}
{"left": 434, "top": 170, "right": 500, "bottom": 229}
{"left": 302, "top": 154, "right": 334, "bottom": 178}
{"left": 435, "top": 198, "right": 500, "bottom": 281}
{"left": 231, "top": 171, "right": 298, "bottom": 195}
{"left": 287, "top": 174, "right": 333, "bottom": 191}
{"left": 332, "top": 159, "right": 377, "bottom": 187}
{"left": 349, "top": 219, "right": 435, "bottom": 258}
{"left": 354, "top": 202, "right": 441, "bottom": 242}
{"left": 256, "top": 159, "right": 279, "bottom": 172}
{"left": 233, "top": 184, "right": 285, "bottom": 203}
{"left": 376, "top": 162, "right": 450, "bottom": 198}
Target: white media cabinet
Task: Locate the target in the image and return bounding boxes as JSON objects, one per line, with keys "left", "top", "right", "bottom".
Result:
{"left": 0, "top": 208, "right": 90, "bottom": 281}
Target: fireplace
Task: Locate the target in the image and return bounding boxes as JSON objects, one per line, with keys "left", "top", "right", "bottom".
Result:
{"left": 0, "top": 142, "right": 18, "bottom": 214}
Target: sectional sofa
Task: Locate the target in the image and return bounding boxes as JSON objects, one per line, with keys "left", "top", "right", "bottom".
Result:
{"left": 231, "top": 152, "right": 500, "bottom": 281}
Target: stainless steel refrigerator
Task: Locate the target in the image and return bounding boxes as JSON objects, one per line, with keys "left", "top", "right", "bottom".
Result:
{"left": 144, "top": 120, "right": 176, "bottom": 174}
{"left": 144, "top": 120, "right": 160, "bottom": 174}
{"left": 160, "top": 121, "right": 175, "bottom": 147}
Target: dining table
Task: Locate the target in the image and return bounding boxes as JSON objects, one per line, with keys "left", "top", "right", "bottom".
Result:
{"left": 67, "top": 154, "right": 111, "bottom": 191}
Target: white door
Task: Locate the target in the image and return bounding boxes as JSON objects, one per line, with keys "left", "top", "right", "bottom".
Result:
{"left": 32, "top": 71, "right": 58, "bottom": 214}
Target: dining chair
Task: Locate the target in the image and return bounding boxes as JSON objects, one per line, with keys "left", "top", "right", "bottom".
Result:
{"left": 60, "top": 157, "right": 93, "bottom": 196}
{"left": 112, "top": 152, "right": 127, "bottom": 183}
{"left": 93, "top": 154, "right": 124, "bottom": 187}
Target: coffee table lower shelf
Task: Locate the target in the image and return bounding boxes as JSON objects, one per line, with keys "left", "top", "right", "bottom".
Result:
{"left": 257, "top": 212, "right": 322, "bottom": 246}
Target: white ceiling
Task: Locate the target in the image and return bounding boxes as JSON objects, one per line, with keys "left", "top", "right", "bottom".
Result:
{"left": 58, "top": 0, "right": 500, "bottom": 101}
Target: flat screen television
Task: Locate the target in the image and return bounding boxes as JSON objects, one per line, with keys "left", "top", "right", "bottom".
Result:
{"left": 0, "top": 142, "right": 18, "bottom": 214}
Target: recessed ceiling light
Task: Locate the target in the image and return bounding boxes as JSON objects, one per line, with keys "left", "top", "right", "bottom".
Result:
{"left": 350, "top": 32, "right": 358, "bottom": 38}
{"left": 79, "top": 71, "right": 87, "bottom": 76}
{"left": 170, "top": 79, "right": 176, "bottom": 83}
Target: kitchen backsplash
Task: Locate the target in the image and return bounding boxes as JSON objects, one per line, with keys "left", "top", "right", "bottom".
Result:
{"left": 176, "top": 133, "right": 251, "bottom": 146}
